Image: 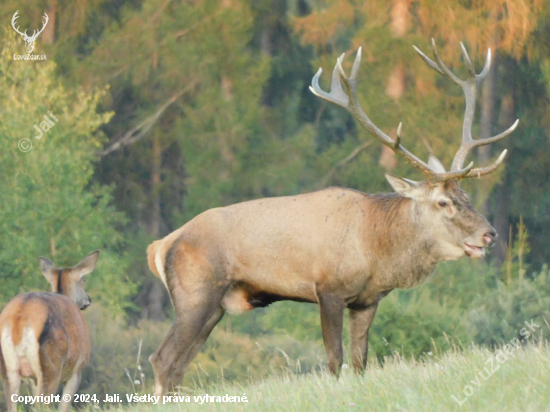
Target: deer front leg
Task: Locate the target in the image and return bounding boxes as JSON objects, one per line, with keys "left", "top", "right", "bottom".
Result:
{"left": 318, "top": 292, "right": 346, "bottom": 377}
{"left": 349, "top": 302, "right": 378, "bottom": 374}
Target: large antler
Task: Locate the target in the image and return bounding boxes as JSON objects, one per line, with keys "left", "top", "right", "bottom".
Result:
{"left": 310, "top": 41, "right": 518, "bottom": 182}
{"left": 414, "top": 39, "right": 518, "bottom": 178}
{"left": 310, "top": 48, "right": 474, "bottom": 182}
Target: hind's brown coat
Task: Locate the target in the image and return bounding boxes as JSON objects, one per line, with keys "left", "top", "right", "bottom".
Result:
{"left": 0, "top": 293, "right": 89, "bottom": 381}
{"left": 0, "top": 251, "right": 98, "bottom": 412}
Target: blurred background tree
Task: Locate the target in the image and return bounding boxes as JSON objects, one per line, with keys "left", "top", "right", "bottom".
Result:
{"left": 0, "top": 31, "right": 134, "bottom": 311}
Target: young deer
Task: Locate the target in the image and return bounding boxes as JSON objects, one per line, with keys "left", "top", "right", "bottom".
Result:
{"left": 0, "top": 250, "right": 99, "bottom": 412}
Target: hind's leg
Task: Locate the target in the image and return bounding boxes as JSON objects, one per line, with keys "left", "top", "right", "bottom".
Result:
{"left": 59, "top": 370, "right": 81, "bottom": 412}
{"left": 1, "top": 366, "right": 21, "bottom": 412}
{"left": 4, "top": 375, "right": 20, "bottom": 412}
{"left": 1, "top": 350, "right": 21, "bottom": 412}
{"left": 170, "top": 306, "right": 225, "bottom": 388}
{"left": 38, "top": 346, "right": 63, "bottom": 409}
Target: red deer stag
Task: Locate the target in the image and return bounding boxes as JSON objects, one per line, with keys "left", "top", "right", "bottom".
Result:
{"left": 0, "top": 251, "right": 99, "bottom": 412}
{"left": 147, "top": 40, "right": 517, "bottom": 395}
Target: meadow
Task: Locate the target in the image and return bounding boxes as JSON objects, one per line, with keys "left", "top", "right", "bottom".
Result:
{"left": 98, "top": 343, "right": 550, "bottom": 412}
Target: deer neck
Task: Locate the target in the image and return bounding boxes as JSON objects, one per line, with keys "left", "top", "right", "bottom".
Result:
{"left": 366, "top": 193, "right": 441, "bottom": 289}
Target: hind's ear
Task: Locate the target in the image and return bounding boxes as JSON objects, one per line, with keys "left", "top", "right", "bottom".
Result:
{"left": 39, "top": 257, "right": 57, "bottom": 285}
{"left": 71, "top": 250, "right": 100, "bottom": 280}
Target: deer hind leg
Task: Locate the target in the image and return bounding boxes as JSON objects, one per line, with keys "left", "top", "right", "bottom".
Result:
{"left": 2, "top": 371, "right": 20, "bottom": 412}
{"left": 1, "top": 328, "right": 26, "bottom": 412}
{"left": 59, "top": 370, "right": 82, "bottom": 412}
{"left": 0, "top": 347, "right": 21, "bottom": 412}
{"left": 170, "top": 305, "right": 225, "bottom": 385}
{"left": 150, "top": 287, "right": 227, "bottom": 396}
{"left": 37, "top": 343, "right": 64, "bottom": 401}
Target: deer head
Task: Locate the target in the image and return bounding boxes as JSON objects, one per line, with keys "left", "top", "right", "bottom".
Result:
{"left": 11, "top": 11, "right": 49, "bottom": 54}
{"left": 310, "top": 40, "right": 519, "bottom": 259}
{"left": 39, "top": 250, "right": 100, "bottom": 310}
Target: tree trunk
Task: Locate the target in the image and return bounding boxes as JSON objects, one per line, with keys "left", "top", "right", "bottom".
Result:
{"left": 477, "top": 53, "right": 498, "bottom": 215}
{"left": 492, "top": 91, "right": 516, "bottom": 263}
{"left": 150, "top": 133, "right": 162, "bottom": 237}
{"left": 139, "top": 279, "right": 166, "bottom": 321}
{"left": 380, "top": 0, "right": 410, "bottom": 171}
{"left": 139, "top": 132, "right": 167, "bottom": 321}
{"left": 42, "top": 0, "right": 57, "bottom": 44}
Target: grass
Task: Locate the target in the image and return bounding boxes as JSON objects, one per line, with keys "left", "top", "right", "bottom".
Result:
{"left": 99, "top": 343, "right": 550, "bottom": 412}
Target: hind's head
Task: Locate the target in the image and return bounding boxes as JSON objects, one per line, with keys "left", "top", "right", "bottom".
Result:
{"left": 39, "top": 250, "right": 100, "bottom": 310}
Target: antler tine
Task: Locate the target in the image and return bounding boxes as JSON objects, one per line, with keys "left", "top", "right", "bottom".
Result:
{"left": 415, "top": 40, "right": 518, "bottom": 178}
{"left": 459, "top": 42, "right": 477, "bottom": 78}
{"left": 311, "top": 48, "right": 477, "bottom": 182}
{"left": 477, "top": 48, "right": 492, "bottom": 82}
{"left": 412, "top": 45, "right": 444, "bottom": 76}
{"left": 310, "top": 57, "right": 349, "bottom": 109}
{"left": 463, "top": 149, "right": 507, "bottom": 178}
{"left": 450, "top": 43, "right": 517, "bottom": 173}
{"left": 429, "top": 38, "right": 463, "bottom": 86}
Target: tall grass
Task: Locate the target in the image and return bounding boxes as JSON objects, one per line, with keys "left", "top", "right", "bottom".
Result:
{"left": 103, "top": 343, "right": 550, "bottom": 412}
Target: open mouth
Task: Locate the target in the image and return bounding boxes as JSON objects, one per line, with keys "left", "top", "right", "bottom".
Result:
{"left": 464, "top": 243, "right": 486, "bottom": 258}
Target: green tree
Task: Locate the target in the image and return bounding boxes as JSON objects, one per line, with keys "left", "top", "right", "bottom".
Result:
{"left": 0, "top": 30, "right": 134, "bottom": 311}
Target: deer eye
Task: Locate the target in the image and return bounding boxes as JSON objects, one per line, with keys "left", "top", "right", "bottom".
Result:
{"left": 438, "top": 200, "right": 448, "bottom": 208}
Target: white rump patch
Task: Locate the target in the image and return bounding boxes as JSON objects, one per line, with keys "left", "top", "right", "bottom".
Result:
{"left": 154, "top": 246, "right": 168, "bottom": 287}
{"left": 1, "top": 326, "right": 41, "bottom": 383}
{"left": 1, "top": 327, "right": 19, "bottom": 381}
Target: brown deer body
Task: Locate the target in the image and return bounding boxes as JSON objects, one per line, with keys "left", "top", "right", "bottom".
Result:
{"left": 148, "top": 41, "right": 518, "bottom": 395}
{"left": 0, "top": 251, "right": 99, "bottom": 412}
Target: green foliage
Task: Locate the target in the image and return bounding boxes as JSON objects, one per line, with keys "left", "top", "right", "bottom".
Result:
{"left": 468, "top": 268, "right": 550, "bottom": 347}
{"left": 0, "top": 30, "right": 134, "bottom": 310}
{"left": 502, "top": 216, "right": 531, "bottom": 284}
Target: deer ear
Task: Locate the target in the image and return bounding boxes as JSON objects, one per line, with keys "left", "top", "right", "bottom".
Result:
{"left": 71, "top": 250, "right": 100, "bottom": 280}
{"left": 428, "top": 155, "right": 446, "bottom": 173}
{"left": 385, "top": 174, "right": 423, "bottom": 199}
{"left": 39, "top": 257, "right": 57, "bottom": 285}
